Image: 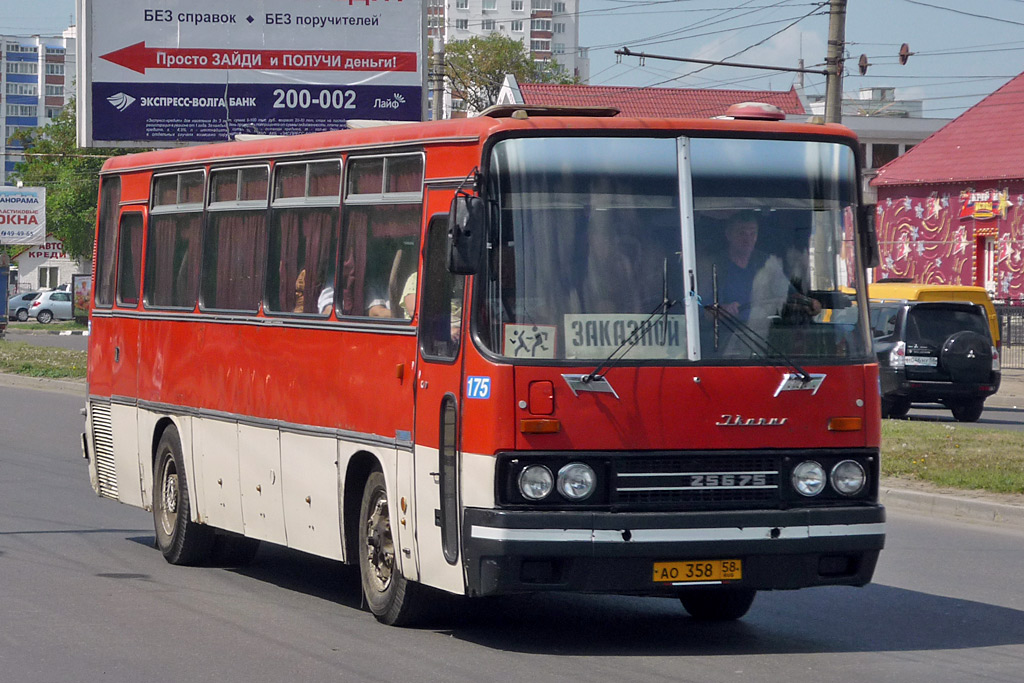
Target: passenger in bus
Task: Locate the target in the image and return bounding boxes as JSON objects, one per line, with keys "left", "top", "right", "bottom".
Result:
{"left": 576, "top": 208, "right": 660, "bottom": 314}
{"left": 702, "top": 212, "right": 820, "bottom": 354}
{"left": 400, "top": 272, "right": 417, "bottom": 318}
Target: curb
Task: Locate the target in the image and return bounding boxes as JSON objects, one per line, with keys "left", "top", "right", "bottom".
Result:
{"left": 881, "top": 485, "right": 1024, "bottom": 528}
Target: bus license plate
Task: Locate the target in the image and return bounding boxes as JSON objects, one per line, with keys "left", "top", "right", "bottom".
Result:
{"left": 653, "top": 559, "right": 742, "bottom": 583}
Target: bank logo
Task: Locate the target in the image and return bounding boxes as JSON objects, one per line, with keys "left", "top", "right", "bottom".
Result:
{"left": 107, "top": 92, "right": 136, "bottom": 112}
{"left": 374, "top": 92, "right": 406, "bottom": 110}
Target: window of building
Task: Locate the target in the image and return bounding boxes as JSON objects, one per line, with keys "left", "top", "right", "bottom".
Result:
{"left": 45, "top": 47, "right": 65, "bottom": 55}
{"left": 39, "top": 267, "right": 60, "bottom": 290}
{"left": 45, "top": 63, "right": 64, "bottom": 75}
{"left": 512, "top": 0, "right": 524, "bottom": 10}
{"left": 146, "top": 171, "right": 206, "bottom": 309}
{"left": 45, "top": 107, "right": 63, "bottom": 119}
{"left": 266, "top": 161, "right": 341, "bottom": 315}
{"left": 7, "top": 105, "right": 37, "bottom": 117}
{"left": 456, "top": 0, "right": 468, "bottom": 8}
{"left": 511, "top": 20, "right": 524, "bottom": 31}
{"left": 532, "top": 0, "right": 552, "bottom": 10}
{"left": 554, "top": 22, "right": 565, "bottom": 33}
{"left": 482, "top": 19, "right": 496, "bottom": 30}
{"left": 554, "top": 43, "right": 565, "bottom": 54}
{"left": 339, "top": 154, "right": 423, "bottom": 320}
{"left": 483, "top": 0, "right": 497, "bottom": 10}
{"left": 5, "top": 83, "right": 37, "bottom": 96}
{"left": 5, "top": 62, "right": 38, "bottom": 75}
{"left": 456, "top": 18, "right": 468, "bottom": 29}
{"left": 531, "top": 39, "right": 551, "bottom": 52}
{"left": 553, "top": 1, "right": 566, "bottom": 11}
{"left": 201, "top": 166, "right": 270, "bottom": 312}
{"left": 871, "top": 143, "right": 899, "bottom": 169}
{"left": 532, "top": 18, "right": 551, "bottom": 31}
{"left": 45, "top": 84, "right": 64, "bottom": 96}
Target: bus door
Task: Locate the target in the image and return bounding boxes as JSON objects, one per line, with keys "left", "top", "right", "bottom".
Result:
{"left": 412, "top": 214, "right": 467, "bottom": 593}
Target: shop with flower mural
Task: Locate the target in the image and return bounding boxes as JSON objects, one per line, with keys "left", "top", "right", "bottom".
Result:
{"left": 874, "top": 184, "right": 1024, "bottom": 302}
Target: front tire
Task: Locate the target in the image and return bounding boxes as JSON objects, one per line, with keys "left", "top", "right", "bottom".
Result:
{"left": 153, "top": 425, "right": 214, "bottom": 565}
{"left": 16, "top": 308, "right": 28, "bottom": 322}
{"left": 36, "top": 310, "right": 53, "bottom": 324}
{"left": 679, "top": 588, "right": 757, "bottom": 621}
{"left": 358, "top": 470, "right": 429, "bottom": 626}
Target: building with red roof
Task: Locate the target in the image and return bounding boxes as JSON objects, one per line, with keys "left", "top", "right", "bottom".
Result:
{"left": 870, "top": 71, "right": 1024, "bottom": 301}
{"left": 497, "top": 75, "right": 807, "bottom": 119}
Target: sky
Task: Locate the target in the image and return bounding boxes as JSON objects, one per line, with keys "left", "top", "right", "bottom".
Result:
{"left": 3, "top": 0, "right": 1024, "bottom": 119}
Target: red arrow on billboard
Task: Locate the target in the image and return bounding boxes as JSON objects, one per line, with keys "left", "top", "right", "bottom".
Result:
{"left": 100, "top": 42, "right": 417, "bottom": 74}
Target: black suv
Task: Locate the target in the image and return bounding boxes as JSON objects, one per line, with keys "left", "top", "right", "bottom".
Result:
{"left": 871, "top": 300, "right": 1000, "bottom": 421}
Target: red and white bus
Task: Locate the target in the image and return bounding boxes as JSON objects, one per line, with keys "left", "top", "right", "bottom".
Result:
{"left": 84, "top": 105, "right": 885, "bottom": 625}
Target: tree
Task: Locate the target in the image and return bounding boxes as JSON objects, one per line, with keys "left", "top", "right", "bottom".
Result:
{"left": 9, "top": 99, "right": 136, "bottom": 259}
{"left": 444, "top": 33, "right": 577, "bottom": 113}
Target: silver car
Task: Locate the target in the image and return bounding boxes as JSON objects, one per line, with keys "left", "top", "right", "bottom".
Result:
{"left": 7, "top": 291, "right": 41, "bottom": 322}
{"left": 28, "top": 290, "right": 73, "bottom": 324}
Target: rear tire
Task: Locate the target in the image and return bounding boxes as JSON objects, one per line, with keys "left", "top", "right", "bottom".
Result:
{"left": 37, "top": 310, "right": 53, "bottom": 324}
{"left": 153, "top": 425, "right": 214, "bottom": 565}
{"left": 358, "top": 470, "right": 430, "bottom": 626}
{"left": 16, "top": 308, "right": 28, "bottom": 322}
{"left": 950, "top": 398, "right": 985, "bottom": 423}
{"left": 679, "top": 588, "right": 757, "bottom": 621}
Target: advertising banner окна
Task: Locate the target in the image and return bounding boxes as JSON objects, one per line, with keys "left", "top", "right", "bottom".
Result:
{"left": 0, "top": 187, "right": 46, "bottom": 245}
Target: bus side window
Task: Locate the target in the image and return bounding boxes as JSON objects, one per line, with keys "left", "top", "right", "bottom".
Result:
{"left": 419, "top": 216, "right": 464, "bottom": 360}
{"left": 340, "top": 205, "right": 420, "bottom": 319}
{"left": 116, "top": 213, "right": 144, "bottom": 307}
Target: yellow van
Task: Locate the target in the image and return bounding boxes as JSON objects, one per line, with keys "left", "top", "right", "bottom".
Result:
{"left": 867, "top": 282, "right": 1000, "bottom": 347}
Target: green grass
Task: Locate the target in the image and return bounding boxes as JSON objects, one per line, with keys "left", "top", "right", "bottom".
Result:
{"left": 882, "top": 420, "right": 1024, "bottom": 494}
{"left": 6, "top": 320, "right": 88, "bottom": 333}
{"left": 0, "top": 340, "right": 87, "bottom": 378}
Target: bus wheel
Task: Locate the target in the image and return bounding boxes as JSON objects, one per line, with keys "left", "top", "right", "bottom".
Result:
{"left": 153, "top": 425, "right": 214, "bottom": 565}
{"left": 679, "top": 588, "right": 757, "bottom": 621}
{"left": 358, "top": 471, "right": 428, "bottom": 626}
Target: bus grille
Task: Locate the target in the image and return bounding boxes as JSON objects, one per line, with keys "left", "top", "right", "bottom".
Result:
{"left": 613, "top": 455, "right": 779, "bottom": 509}
{"left": 90, "top": 402, "right": 118, "bottom": 500}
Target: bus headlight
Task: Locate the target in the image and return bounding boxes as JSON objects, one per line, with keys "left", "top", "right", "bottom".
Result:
{"left": 518, "top": 465, "right": 554, "bottom": 500}
{"left": 830, "top": 460, "right": 867, "bottom": 496}
{"left": 557, "top": 463, "right": 596, "bottom": 501}
{"left": 792, "top": 461, "right": 825, "bottom": 496}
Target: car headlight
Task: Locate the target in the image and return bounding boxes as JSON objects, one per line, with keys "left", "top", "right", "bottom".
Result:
{"left": 518, "top": 465, "right": 554, "bottom": 501}
{"left": 831, "top": 460, "right": 867, "bottom": 496}
{"left": 557, "top": 463, "right": 596, "bottom": 501}
{"left": 792, "top": 461, "right": 826, "bottom": 496}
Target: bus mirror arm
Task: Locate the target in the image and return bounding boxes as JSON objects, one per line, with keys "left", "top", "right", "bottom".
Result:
{"left": 447, "top": 193, "right": 486, "bottom": 275}
{"left": 859, "top": 205, "right": 880, "bottom": 269}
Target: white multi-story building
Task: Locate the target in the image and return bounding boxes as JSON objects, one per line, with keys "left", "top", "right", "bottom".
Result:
{"left": 432, "top": 0, "right": 589, "bottom": 82}
{"left": 1, "top": 27, "right": 77, "bottom": 186}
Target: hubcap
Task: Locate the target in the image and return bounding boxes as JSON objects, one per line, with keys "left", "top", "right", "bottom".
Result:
{"left": 364, "top": 491, "right": 394, "bottom": 591}
{"left": 159, "top": 458, "right": 179, "bottom": 536}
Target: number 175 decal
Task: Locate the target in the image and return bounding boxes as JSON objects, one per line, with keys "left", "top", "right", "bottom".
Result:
{"left": 466, "top": 376, "right": 492, "bottom": 399}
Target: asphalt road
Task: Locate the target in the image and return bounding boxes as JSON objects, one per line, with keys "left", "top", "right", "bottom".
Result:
{"left": 2, "top": 381, "right": 1023, "bottom": 682}
{"left": 3, "top": 327, "right": 89, "bottom": 351}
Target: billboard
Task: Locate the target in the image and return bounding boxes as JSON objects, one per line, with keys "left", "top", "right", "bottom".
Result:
{"left": 77, "top": 0, "right": 426, "bottom": 147}
{"left": 0, "top": 187, "right": 46, "bottom": 245}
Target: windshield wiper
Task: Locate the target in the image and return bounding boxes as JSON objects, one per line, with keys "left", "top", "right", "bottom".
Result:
{"left": 583, "top": 259, "right": 678, "bottom": 384}
{"left": 705, "top": 301, "right": 812, "bottom": 383}
{"left": 706, "top": 263, "right": 811, "bottom": 383}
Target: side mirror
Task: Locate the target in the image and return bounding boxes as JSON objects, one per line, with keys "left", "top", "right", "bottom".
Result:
{"left": 859, "top": 204, "right": 880, "bottom": 269}
{"left": 446, "top": 194, "right": 486, "bottom": 275}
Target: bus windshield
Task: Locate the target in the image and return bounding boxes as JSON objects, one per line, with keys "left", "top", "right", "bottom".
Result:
{"left": 476, "top": 135, "right": 868, "bottom": 363}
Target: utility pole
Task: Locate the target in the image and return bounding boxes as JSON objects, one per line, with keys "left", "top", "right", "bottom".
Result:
{"left": 824, "top": 0, "right": 847, "bottom": 124}
{"left": 431, "top": 41, "right": 446, "bottom": 122}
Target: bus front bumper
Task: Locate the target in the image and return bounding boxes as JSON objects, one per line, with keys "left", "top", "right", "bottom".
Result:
{"left": 462, "top": 505, "right": 885, "bottom": 597}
